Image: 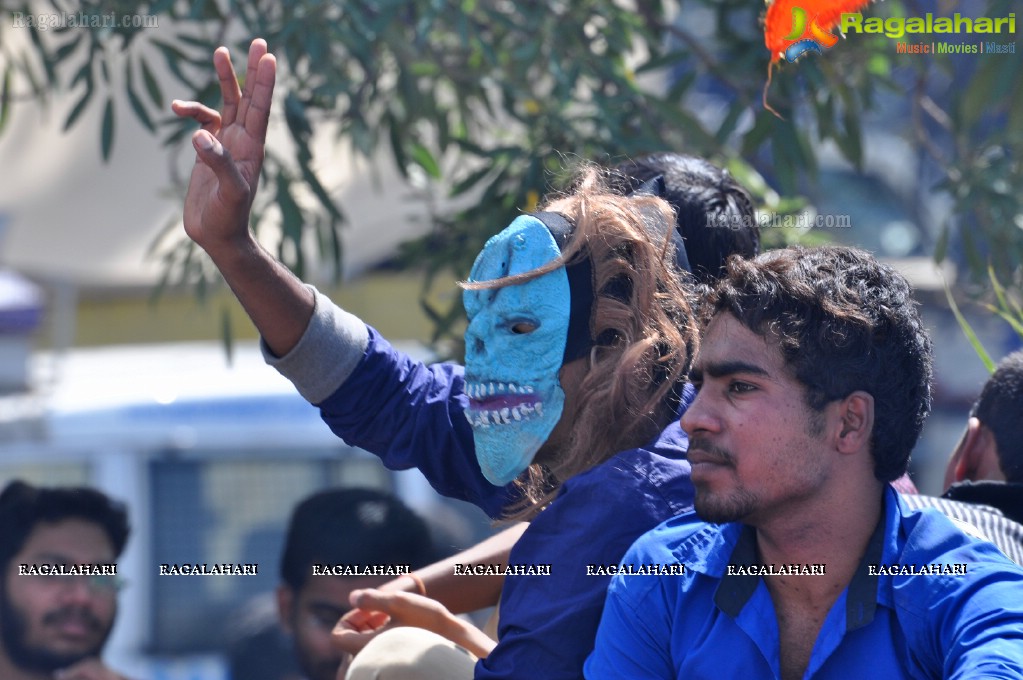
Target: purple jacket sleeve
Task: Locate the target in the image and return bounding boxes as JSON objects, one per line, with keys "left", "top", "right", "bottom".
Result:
{"left": 316, "top": 327, "right": 517, "bottom": 517}
{"left": 261, "top": 288, "right": 515, "bottom": 518}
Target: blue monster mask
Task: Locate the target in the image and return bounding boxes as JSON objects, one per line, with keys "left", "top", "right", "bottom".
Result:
{"left": 463, "top": 215, "right": 574, "bottom": 487}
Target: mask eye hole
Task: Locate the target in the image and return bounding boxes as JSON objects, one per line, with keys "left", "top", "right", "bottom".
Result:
{"left": 510, "top": 321, "right": 538, "bottom": 335}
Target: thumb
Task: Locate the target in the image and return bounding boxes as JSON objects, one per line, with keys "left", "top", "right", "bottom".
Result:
{"left": 191, "top": 130, "right": 249, "bottom": 205}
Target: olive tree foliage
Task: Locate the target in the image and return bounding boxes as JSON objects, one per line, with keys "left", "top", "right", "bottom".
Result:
{"left": 0, "top": 0, "right": 1020, "bottom": 346}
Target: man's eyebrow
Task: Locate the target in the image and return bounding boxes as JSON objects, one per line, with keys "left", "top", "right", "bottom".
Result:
{"left": 693, "top": 360, "right": 771, "bottom": 380}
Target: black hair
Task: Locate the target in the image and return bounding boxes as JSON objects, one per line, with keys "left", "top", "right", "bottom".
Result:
{"left": 974, "top": 350, "right": 1023, "bottom": 483}
{"left": 612, "top": 152, "right": 759, "bottom": 284}
{"left": 707, "top": 245, "right": 933, "bottom": 481}
{"left": 279, "top": 488, "right": 434, "bottom": 590}
{"left": 0, "top": 480, "right": 130, "bottom": 575}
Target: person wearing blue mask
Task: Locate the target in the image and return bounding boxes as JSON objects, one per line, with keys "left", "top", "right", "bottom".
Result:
{"left": 174, "top": 39, "right": 705, "bottom": 679}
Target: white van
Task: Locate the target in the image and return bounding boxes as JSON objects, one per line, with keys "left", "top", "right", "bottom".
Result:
{"left": 0, "top": 340, "right": 492, "bottom": 680}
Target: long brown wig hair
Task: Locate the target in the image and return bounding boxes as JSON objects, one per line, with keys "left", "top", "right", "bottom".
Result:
{"left": 462, "top": 168, "right": 698, "bottom": 519}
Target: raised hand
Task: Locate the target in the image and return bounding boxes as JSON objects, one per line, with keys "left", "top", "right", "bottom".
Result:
{"left": 170, "top": 38, "right": 313, "bottom": 357}
{"left": 172, "top": 39, "right": 276, "bottom": 254}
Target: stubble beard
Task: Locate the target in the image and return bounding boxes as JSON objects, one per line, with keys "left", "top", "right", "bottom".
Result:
{"left": 693, "top": 485, "right": 760, "bottom": 524}
{"left": 0, "top": 590, "right": 112, "bottom": 673}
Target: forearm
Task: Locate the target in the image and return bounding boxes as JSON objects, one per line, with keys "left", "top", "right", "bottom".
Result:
{"left": 204, "top": 233, "right": 315, "bottom": 358}
{"left": 389, "top": 522, "right": 528, "bottom": 614}
{"left": 442, "top": 616, "right": 498, "bottom": 659}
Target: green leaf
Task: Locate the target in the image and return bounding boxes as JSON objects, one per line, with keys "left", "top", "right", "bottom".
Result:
{"left": 943, "top": 279, "right": 996, "bottom": 374}
{"left": 101, "top": 97, "right": 114, "bottom": 161}
{"left": 275, "top": 173, "right": 306, "bottom": 277}
{"left": 124, "top": 60, "right": 155, "bottom": 132}
{"left": 140, "top": 58, "right": 163, "bottom": 108}
{"left": 126, "top": 81, "right": 155, "bottom": 132}
{"left": 451, "top": 165, "right": 492, "bottom": 197}
{"left": 988, "top": 265, "right": 1023, "bottom": 320}
{"left": 960, "top": 56, "right": 1005, "bottom": 129}
{"left": 52, "top": 34, "right": 82, "bottom": 65}
{"left": 0, "top": 67, "right": 10, "bottom": 135}
{"left": 70, "top": 61, "right": 93, "bottom": 90}
{"left": 220, "top": 307, "right": 234, "bottom": 366}
{"left": 933, "top": 223, "right": 950, "bottom": 264}
{"left": 410, "top": 143, "right": 442, "bottom": 179}
{"left": 153, "top": 39, "right": 199, "bottom": 89}
{"left": 64, "top": 85, "right": 94, "bottom": 131}
{"left": 985, "top": 304, "right": 1023, "bottom": 340}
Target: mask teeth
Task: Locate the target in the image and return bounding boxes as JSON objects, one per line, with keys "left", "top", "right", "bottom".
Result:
{"left": 466, "top": 382, "right": 538, "bottom": 399}
{"left": 467, "top": 403, "right": 546, "bottom": 429}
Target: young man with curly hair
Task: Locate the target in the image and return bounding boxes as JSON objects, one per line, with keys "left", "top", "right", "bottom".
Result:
{"left": 586, "top": 246, "right": 1023, "bottom": 679}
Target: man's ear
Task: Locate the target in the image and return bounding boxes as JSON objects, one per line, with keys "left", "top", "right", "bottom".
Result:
{"left": 277, "top": 584, "right": 296, "bottom": 635}
{"left": 834, "top": 391, "right": 874, "bottom": 455}
{"left": 950, "top": 417, "right": 1003, "bottom": 484}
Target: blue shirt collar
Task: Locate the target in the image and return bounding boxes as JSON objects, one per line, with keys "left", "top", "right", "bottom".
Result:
{"left": 691, "top": 486, "right": 908, "bottom": 630}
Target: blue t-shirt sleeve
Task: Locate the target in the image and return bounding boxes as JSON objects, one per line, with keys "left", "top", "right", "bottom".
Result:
{"left": 940, "top": 569, "right": 1023, "bottom": 678}
{"left": 584, "top": 538, "right": 675, "bottom": 679}
{"left": 899, "top": 546, "right": 1023, "bottom": 677}
{"left": 892, "top": 511, "right": 1023, "bottom": 678}
{"left": 316, "top": 327, "right": 516, "bottom": 518}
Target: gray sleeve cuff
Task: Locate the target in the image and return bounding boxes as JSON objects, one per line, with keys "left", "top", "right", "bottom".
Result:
{"left": 261, "top": 285, "right": 370, "bottom": 404}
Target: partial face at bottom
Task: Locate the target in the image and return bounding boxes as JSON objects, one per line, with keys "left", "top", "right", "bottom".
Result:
{"left": 1, "top": 519, "right": 118, "bottom": 673}
{"left": 280, "top": 574, "right": 388, "bottom": 680}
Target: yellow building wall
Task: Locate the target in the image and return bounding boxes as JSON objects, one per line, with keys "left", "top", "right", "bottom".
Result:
{"left": 65, "top": 272, "right": 461, "bottom": 348}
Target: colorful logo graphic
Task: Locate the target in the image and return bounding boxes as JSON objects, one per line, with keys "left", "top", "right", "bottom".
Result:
{"left": 780, "top": 6, "right": 839, "bottom": 61}
{"left": 764, "top": 0, "right": 872, "bottom": 63}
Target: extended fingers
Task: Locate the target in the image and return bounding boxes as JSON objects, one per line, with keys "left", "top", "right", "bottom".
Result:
{"left": 243, "top": 52, "right": 276, "bottom": 144}
{"left": 171, "top": 100, "right": 222, "bottom": 133}
{"left": 213, "top": 47, "right": 242, "bottom": 127}
{"left": 236, "top": 38, "right": 269, "bottom": 126}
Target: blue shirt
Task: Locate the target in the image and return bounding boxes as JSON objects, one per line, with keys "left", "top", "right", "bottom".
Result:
{"left": 316, "top": 327, "right": 697, "bottom": 680}
{"left": 585, "top": 487, "right": 1023, "bottom": 679}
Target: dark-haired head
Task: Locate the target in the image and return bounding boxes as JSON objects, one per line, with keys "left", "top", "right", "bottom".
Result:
{"left": 0, "top": 480, "right": 130, "bottom": 577}
{"left": 973, "top": 350, "right": 1023, "bottom": 483}
{"left": 279, "top": 488, "right": 434, "bottom": 591}
{"left": 612, "top": 152, "right": 759, "bottom": 284}
{"left": 704, "top": 245, "right": 933, "bottom": 481}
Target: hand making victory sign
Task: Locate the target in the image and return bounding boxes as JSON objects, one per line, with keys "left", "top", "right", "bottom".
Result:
{"left": 171, "top": 38, "right": 314, "bottom": 356}
{"left": 172, "top": 39, "right": 276, "bottom": 249}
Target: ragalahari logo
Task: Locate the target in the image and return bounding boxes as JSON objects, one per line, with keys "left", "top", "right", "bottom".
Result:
{"left": 764, "top": 0, "right": 873, "bottom": 63}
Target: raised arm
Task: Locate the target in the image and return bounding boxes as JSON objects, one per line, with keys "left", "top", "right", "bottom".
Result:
{"left": 172, "top": 38, "right": 314, "bottom": 357}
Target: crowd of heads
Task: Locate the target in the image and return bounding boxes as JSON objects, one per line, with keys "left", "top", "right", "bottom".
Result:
{"left": 8, "top": 142, "right": 1023, "bottom": 680}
